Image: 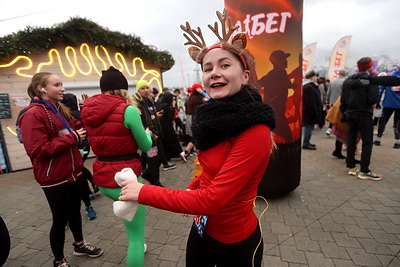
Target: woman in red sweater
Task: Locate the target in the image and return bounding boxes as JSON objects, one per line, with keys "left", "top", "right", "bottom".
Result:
{"left": 120, "top": 9, "right": 276, "bottom": 267}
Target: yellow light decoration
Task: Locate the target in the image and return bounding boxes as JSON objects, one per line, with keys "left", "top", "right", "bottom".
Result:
{"left": 0, "top": 56, "right": 33, "bottom": 78}
{"left": 0, "top": 43, "right": 162, "bottom": 88}
{"left": 6, "top": 127, "right": 17, "bottom": 136}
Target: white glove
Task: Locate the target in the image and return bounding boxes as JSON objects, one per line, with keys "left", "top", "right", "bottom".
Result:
{"left": 113, "top": 168, "right": 139, "bottom": 222}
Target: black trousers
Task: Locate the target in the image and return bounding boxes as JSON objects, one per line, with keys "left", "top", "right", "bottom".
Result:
{"left": 346, "top": 114, "right": 373, "bottom": 173}
{"left": 377, "top": 107, "right": 400, "bottom": 139}
{"left": 80, "top": 167, "right": 93, "bottom": 207}
{"left": 43, "top": 179, "right": 84, "bottom": 260}
{"left": 186, "top": 223, "right": 263, "bottom": 267}
{"left": 141, "top": 152, "right": 162, "bottom": 186}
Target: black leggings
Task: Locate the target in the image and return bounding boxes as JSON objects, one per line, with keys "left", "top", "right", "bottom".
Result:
{"left": 43, "top": 179, "right": 84, "bottom": 261}
{"left": 186, "top": 223, "right": 263, "bottom": 267}
{"left": 80, "top": 167, "right": 93, "bottom": 207}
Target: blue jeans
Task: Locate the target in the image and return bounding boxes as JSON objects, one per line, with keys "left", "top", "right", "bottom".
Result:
{"left": 303, "top": 124, "right": 314, "bottom": 146}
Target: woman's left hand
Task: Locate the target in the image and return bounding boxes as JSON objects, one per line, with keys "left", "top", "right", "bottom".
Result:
{"left": 119, "top": 180, "right": 145, "bottom": 201}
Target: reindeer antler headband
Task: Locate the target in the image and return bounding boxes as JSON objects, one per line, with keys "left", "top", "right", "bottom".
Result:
{"left": 180, "top": 8, "right": 248, "bottom": 69}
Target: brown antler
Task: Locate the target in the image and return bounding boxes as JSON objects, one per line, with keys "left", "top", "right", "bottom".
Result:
{"left": 180, "top": 22, "right": 207, "bottom": 49}
{"left": 208, "top": 8, "right": 239, "bottom": 42}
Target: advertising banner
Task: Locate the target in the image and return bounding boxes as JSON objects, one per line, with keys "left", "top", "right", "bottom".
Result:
{"left": 303, "top": 42, "right": 317, "bottom": 77}
{"left": 327, "top": 35, "right": 352, "bottom": 81}
{"left": 225, "top": 0, "right": 303, "bottom": 197}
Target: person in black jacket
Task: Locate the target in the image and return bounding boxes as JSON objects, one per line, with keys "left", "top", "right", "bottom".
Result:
{"left": 61, "top": 93, "right": 98, "bottom": 220}
{"left": 133, "top": 80, "right": 165, "bottom": 186}
{"left": 302, "top": 70, "right": 324, "bottom": 150}
{"left": 340, "top": 57, "right": 400, "bottom": 180}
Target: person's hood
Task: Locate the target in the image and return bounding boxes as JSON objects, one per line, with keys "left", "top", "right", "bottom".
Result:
{"left": 81, "top": 94, "right": 127, "bottom": 128}
{"left": 61, "top": 93, "right": 78, "bottom": 111}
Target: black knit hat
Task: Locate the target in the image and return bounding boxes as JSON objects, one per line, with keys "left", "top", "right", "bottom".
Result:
{"left": 100, "top": 66, "right": 128, "bottom": 92}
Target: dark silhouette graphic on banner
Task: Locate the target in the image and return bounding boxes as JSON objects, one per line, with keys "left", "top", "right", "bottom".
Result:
{"left": 259, "top": 50, "right": 295, "bottom": 143}
{"left": 225, "top": 0, "right": 303, "bottom": 197}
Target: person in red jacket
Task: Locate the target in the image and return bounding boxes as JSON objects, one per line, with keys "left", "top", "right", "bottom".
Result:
{"left": 19, "top": 72, "right": 103, "bottom": 267}
{"left": 119, "top": 9, "right": 276, "bottom": 267}
{"left": 81, "top": 66, "right": 153, "bottom": 267}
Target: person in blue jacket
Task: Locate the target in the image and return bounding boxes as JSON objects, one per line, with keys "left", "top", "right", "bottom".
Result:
{"left": 374, "top": 68, "right": 400, "bottom": 149}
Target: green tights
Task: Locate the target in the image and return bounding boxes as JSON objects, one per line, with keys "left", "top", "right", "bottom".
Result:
{"left": 99, "top": 182, "right": 145, "bottom": 267}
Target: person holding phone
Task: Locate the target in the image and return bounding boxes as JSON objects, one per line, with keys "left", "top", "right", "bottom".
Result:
{"left": 19, "top": 72, "right": 103, "bottom": 267}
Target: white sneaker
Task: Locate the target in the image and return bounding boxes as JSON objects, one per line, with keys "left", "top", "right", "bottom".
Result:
{"left": 326, "top": 128, "right": 331, "bottom": 136}
{"left": 180, "top": 151, "right": 187, "bottom": 162}
{"left": 348, "top": 168, "right": 358, "bottom": 176}
{"left": 144, "top": 243, "right": 148, "bottom": 253}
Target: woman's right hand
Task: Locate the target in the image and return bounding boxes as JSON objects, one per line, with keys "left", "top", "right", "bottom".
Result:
{"left": 119, "top": 180, "right": 144, "bottom": 201}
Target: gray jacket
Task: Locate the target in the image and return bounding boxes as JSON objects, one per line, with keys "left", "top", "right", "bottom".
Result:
{"left": 327, "top": 76, "right": 345, "bottom": 104}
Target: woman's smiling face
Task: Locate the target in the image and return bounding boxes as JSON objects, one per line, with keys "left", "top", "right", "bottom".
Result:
{"left": 41, "top": 74, "right": 65, "bottom": 104}
{"left": 202, "top": 48, "right": 249, "bottom": 100}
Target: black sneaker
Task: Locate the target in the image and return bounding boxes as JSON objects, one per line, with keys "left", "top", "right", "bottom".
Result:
{"left": 357, "top": 171, "right": 383, "bottom": 181}
{"left": 53, "top": 258, "right": 69, "bottom": 267}
{"left": 163, "top": 163, "right": 176, "bottom": 171}
{"left": 73, "top": 242, "right": 103, "bottom": 258}
{"left": 373, "top": 140, "right": 381, "bottom": 146}
{"left": 394, "top": 143, "right": 400, "bottom": 149}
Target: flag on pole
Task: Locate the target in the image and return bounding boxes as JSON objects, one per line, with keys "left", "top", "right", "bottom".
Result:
{"left": 327, "top": 35, "right": 352, "bottom": 81}
{"left": 302, "top": 42, "right": 317, "bottom": 78}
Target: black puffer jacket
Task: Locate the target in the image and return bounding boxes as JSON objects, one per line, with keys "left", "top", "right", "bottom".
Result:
{"left": 340, "top": 73, "right": 400, "bottom": 117}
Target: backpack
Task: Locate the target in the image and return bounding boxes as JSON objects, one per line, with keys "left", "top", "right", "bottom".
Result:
{"left": 16, "top": 107, "right": 28, "bottom": 144}
{"left": 16, "top": 125, "right": 23, "bottom": 143}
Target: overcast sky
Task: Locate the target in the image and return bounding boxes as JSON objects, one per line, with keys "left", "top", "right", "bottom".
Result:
{"left": 1, "top": 0, "right": 399, "bottom": 87}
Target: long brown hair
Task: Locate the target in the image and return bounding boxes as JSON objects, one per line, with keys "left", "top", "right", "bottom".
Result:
{"left": 102, "top": 89, "right": 140, "bottom": 113}
{"left": 27, "top": 72, "right": 72, "bottom": 121}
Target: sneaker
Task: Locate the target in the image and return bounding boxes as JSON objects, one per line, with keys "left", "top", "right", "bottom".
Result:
{"left": 85, "top": 206, "right": 97, "bottom": 220}
{"left": 73, "top": 242, "right": 103, "bottom": 258}
{"left": 394, "top": 143, "right": 400, "bottom": 149}
{"left": 357, "top": 171, "right": 383, "bottom": 181}
{"left": 348, "top": 168, "right": 358, "bottom": 176}
{"left": 188, "top": 151, "right": 198, "bottom": 156}
{"left": 53, "top": 258, "right": 69, "bottom": 267}
{"left": 326, "top": 128, "right": 332, "bottom": 136}
{"left": 373, "top": 140, "right": 381, "bottom": 146}
{"left": 180, "top": 151, "right": 187, "bottom": 162}
{"left": 144, "top": 243, "right": 148, "bottom": 253}
{"left": 163, "top": 163, "right": 176, "bottom": 171}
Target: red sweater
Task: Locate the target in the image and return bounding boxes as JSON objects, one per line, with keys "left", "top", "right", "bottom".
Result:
{"left": 139, "top": 124, "right": 272, "bottom": 243}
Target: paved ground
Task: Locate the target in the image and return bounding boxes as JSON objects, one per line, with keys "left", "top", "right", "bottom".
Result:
{"left": 1, "top": 127, "right": 399, "bottom": 266}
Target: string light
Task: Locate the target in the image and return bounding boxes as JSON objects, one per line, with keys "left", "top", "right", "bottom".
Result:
{"left": 0, "top": 43, "right": 163, "bottom": 88}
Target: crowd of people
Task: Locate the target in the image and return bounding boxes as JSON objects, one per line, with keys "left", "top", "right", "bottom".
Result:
{"left": 10, "top": 6, "right": 400, "bottom": 267}
{"left": 303, "top": 59, "right": 400, "bottom": 181}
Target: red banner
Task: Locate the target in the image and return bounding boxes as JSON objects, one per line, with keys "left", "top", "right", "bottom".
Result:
{"left": 225, "top": 0, "right": 303, "bottom": 197}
